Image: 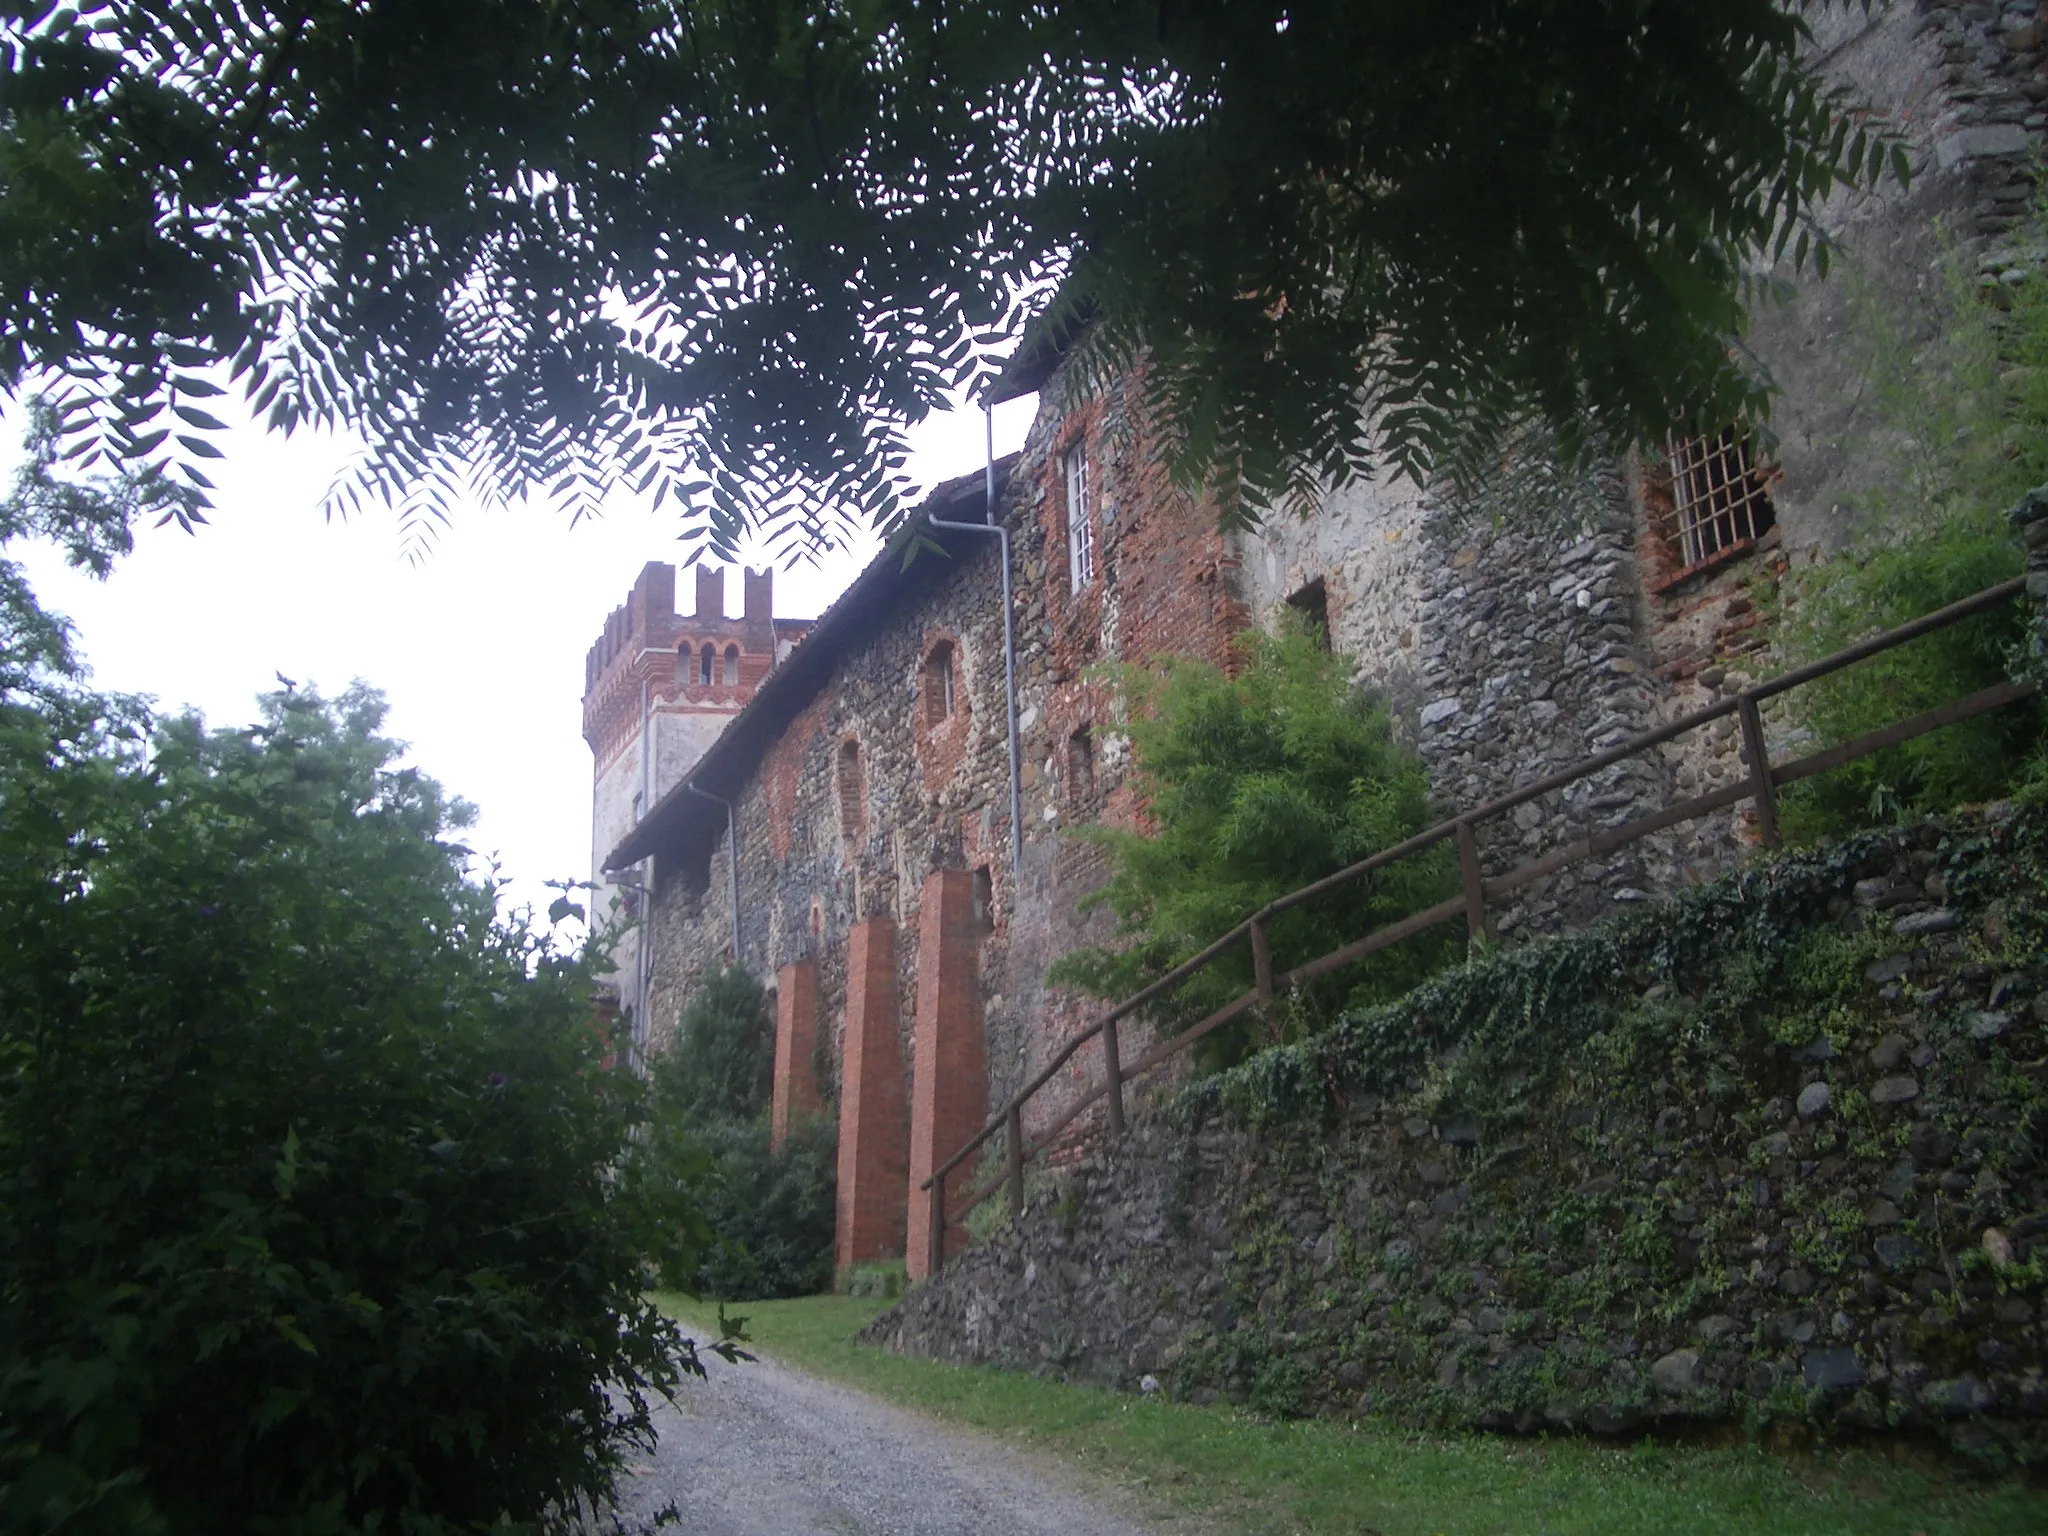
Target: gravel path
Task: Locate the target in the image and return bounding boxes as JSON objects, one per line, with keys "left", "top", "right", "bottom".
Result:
{"left": 605, "top": 1347, "right": 1169, "bottom": 1536}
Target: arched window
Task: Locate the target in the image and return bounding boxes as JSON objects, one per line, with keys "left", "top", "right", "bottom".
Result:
{"left": 921, "top": 640, "right": 956, "bottom": 724}
{"left": 835, "top": 739, "right": 865, "bottom": 841}
{"left": 723, "top": 644, "right": 741, "bottom": 685}
{"left": 699, "top": 643, "right": 716, "bottom": 686}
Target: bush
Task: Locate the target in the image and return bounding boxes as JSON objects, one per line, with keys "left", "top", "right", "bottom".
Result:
{"left": 645, "top": 966, "right": 837, "bottom": 1300}
{"left": 0, "top": 685, "right": 714, "bottom": 1536}
{"left": 1049, "top": 622, "right": 1456, "bottom": 1069}
{"left": 1777, "top": 213, "right": 2048, "bottom": 837}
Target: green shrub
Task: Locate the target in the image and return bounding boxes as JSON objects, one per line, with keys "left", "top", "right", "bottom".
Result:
{"left": 687, "top": 1116, "right": 839, "bottom": 1300}
{"left": 645, "top": 966, "right": 837, "bottom": 1300}
{"left": 1049, "top": 622, "right": 1456, "bottom": 1069}
{"left": 1777, "top": 215, "right": 2048, "bottom": 838}
{"left": 0, "top": 685, "right": 715, "bottom": 1536}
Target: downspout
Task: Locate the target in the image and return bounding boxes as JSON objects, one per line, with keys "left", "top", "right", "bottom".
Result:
{"left": 687, "top": 779, "right": 744, "bottom": 969}
{"left": 928, "top": 400, "right": 1023, "bottom": 875}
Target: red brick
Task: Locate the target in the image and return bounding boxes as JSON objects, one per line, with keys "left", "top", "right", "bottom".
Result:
{"left": 771, "top": 960, "right": 821, "bottom": 1150}
{"left": 836, "top": 918, "right": 908, "bottom": 1271}
{"left": 905, "top": 869, "right": 989, "bottom": 1279}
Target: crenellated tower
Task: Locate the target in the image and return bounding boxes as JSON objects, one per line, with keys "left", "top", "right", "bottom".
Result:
{"left": 582, "top": 562, "right": 808, "bottom": 1046}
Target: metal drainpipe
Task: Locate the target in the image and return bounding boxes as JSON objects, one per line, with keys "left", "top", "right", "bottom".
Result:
{"left": 928, "top": 400, "right": 1023, "bottom": 875}
{"left": 686, "top": 779, "right": 745, "bottom": 968}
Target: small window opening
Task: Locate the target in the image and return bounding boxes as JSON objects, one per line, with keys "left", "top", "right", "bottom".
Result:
{"left": 971, "top": 865, "right": 995, "bottom": 931}
{"left": 1286, "top": 577, "right": 1330, "bottom": 649}
{"left": 922, "top": 640, "right": 957, "bottom": 724}
{"left": 723, "top": 644, "right": 741, "bottom": 685}
{"left": 1063, "top": 444, "right": 1095, "bottom": 592}
{"left": 1667, "top": 429, "right": 1777, "bottom": 569}
{"left": 835, "top": 739, "right": 865, "bottom": 840}
{"left": 1067, "top": 726, "right": 1095, "bottom": 799}
{"left": 699, "top": 642, "right": 716, "bottom": 686}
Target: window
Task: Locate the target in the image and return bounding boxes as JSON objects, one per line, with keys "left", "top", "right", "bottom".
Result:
{"left": 1067, "top": 726, "right": 1095, "bottom": 799}
{"left": 723, "top": 644, "right": 741, "bottom": 686}
{"left": 1667, "top": 429, "right": 1777, "bottom": 571}
{"left": 835, "top": 739, "right": 865, "bottom": 840}
{"left": 971, "top": 865, "right": 995, "bottom": 931}
{"left": 699, "top": 642, "right": 716, "bottom": 686}
{"left": 1286, "top": 577, "right": 1330, "bottom": 649}
{"left": 921, "top": 640, "right": 956, "bottom": 724}
{"left": 1063, "top": 444, "right": 1095, "bottom": 592}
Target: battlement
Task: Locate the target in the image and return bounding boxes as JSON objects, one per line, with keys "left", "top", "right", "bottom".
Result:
{"left": 581, "top": 561, "right": 784, "bottom": 766}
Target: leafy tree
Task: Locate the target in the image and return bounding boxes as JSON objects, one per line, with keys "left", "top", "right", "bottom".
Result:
{"left": 1049, "top": 623, "right": 1456, "bottom": 1069}
{"left": 0, "top": 2, "right": 1892, "bottom": 557}
{"left": 0, "top": 682, "right": 727, "bottom": 1536}
{"left": 645, "top": 967, "right": 835, "bottom": 1299}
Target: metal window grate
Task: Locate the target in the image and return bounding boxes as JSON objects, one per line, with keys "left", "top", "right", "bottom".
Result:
{"left": 1064, "top": 445, "right": 1095, "bottom": 592}
{"left": 1668, "top": 429, "right": 1776, "bottom": 569}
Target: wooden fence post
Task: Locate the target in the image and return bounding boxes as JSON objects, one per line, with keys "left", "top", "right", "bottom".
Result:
{"left": 1249, "top": 918, "right": 1276, "bottom": 1038}
{"left": 1006, "top": 1104, "right": 1025, "bottom": 1219}
{"left": 1737, "top": 693, "right": 1781, "bottom": 849}
{"left": 1101, "top": 1016, "right": 1126, "bottom": 1135}
{"left": 1456, "top": 818, "right": 1487, "bottom": 944}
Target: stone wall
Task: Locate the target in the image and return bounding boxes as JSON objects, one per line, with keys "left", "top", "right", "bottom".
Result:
{"left": 865, "top": 810, "right": 2048, "bottom": 1464}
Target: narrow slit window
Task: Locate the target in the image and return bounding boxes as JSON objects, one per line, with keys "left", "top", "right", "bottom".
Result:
{"left": 1668, "top": 430, "right": 1776, "bottom": 569}
{"left": 971, "top": 865, "right": 995, "bottom": 931}
{"left": 1067, "top": 726, "right": 1095, "bottom": 799}
{"left": 699, "top": 643, "right": 716, "bottom": 686}
{"left": 922, "top": 641, "right": 956, "bottom": 724}
{"left": 723, "top": 644, "right": 741, "bottom": 685}
{"left": 836, "top": 739, "right": 865, "bottom": 840}
{"left": 1063, "top": 444, "right": 1095, "bottom": 592}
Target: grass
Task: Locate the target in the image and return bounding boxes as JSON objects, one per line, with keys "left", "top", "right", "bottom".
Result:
{"left": 652, "top": 1292, "right": 2045, "bottom": 1536}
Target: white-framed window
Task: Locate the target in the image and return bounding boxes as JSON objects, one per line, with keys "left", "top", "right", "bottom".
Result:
{"left": 1063, "top": 444, "right": 1095, "bottom": 592}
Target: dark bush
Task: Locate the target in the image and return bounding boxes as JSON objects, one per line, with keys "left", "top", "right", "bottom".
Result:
{"left": 0, "top": 686, "right": 713, "bottom": 1536}
{"left": 645, "top": 966, "right": 837, "bottom": 1299}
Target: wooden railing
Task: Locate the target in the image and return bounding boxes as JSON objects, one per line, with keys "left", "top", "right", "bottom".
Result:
{"left": 918, "top": 575, "right": 2038, "bottom": 1277}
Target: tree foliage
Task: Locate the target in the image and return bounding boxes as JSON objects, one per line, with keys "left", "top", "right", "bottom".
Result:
{"left": 1049, "top": 624, "right": 1456, "bottom": 1069}
{"left": 0, "top": 1, "right": 1894, "bottom": 558}
{"left": 0, "top": 682, "right": 724, "bottom": 1536}
{"left": 645, "top": 967, "right": 836, "bottom": 1299}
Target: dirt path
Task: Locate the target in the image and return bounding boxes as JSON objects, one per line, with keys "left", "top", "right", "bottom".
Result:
{"left": 606, "top": 1347, "right": 1170, "bottom": 1536}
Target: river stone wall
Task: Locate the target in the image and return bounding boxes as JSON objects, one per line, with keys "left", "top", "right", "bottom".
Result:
{"left": 864, "top": 809, "right": 2048, "bottom": 1464}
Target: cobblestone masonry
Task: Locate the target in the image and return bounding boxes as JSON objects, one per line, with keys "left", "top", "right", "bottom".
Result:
{"left": 865, "top": 814, "right": 2048, "bottom": 1463}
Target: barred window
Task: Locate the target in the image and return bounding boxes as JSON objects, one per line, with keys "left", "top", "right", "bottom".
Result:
{"left": 1064, "top": 444, "right": 1095, "bottom": 592}
{"left": 1668, "top": 429, "right": 1776, "bottom": 569}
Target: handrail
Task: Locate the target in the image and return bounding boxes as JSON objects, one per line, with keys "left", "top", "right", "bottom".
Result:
{"left": 915, "top": 574, "right": 2034, "bottom": 1278}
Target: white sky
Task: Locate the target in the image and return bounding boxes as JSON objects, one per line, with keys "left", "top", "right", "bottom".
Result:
{"left": 10, "top": 393, "right": 1039, "bottom": 927}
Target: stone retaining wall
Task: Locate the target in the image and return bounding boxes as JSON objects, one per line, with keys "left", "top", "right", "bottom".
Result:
{"left": 865, "top": 811, "right": 2048, "bottom": 1464}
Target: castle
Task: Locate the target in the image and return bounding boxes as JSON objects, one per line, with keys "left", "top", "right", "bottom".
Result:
{"left": 583, "top": 2, "right": 2047, "bottom": 1279}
